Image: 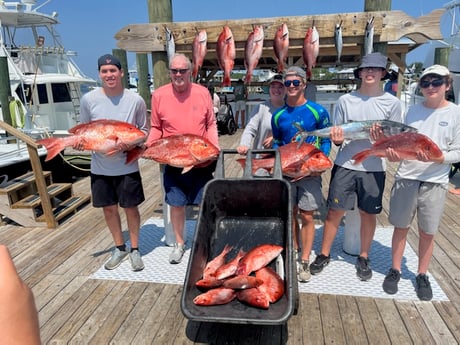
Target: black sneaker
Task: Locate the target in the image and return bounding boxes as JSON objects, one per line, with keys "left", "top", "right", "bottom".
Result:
{"left": 355, "top": 256, "right": 372, "bottom": 281}
{"left": 416, "top": 273, "right": 433, "bottom": 301}
{"left": 310, "top": 254, "right": 330, "bottom": 274}
{"left": 382, "top": 268, "right": 401, "bottom": 294}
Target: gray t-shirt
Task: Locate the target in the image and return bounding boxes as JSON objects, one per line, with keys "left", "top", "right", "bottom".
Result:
{"left": 333, "top": 91, "right": 402, "bottom": 172}
{"left": 79, "top": 87, "right": 148, "bottom": 176}
{"left": 239, "top": 100, "right": 279, "bottom": 150}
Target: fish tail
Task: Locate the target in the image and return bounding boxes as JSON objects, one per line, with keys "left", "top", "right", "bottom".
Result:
{"left": 351, "top": 150, "right": 372, "bottom": 164}
{"left": 222, "top": 74, "right": 231, "bottom": 87}
{"left": 36, "top": 137, "right": 67, "bottom": 161}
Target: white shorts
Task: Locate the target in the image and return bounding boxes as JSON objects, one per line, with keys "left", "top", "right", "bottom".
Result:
{"left": 235, "top": 100, "right": 246, "bottom": 111}
{"left": 389, "top": 179, "right": 447, "bottom": 235}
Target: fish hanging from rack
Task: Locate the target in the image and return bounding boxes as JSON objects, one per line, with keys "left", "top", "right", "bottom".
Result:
{"left": 244, "top": 24, "right": 264, "bottom": 85}
{"left": 164, "top": 26, "right": 175, "bottom": 64}
{"left": 363, "top": 16, "right": 374, "bottom": 56}
{"left": 273, "top": 23, "right": 289, "bottom": 73}
{"left": 216, "top": 26, "right": 236, "bottom": 87}
{"left": 302, "top": 22, "right": 319, "bottom": 81}
{"left": 192, "top": 29, "right": 207, "bottom": 81}
{"left": 334, "top": 21, "right": 343, "bottom": 64}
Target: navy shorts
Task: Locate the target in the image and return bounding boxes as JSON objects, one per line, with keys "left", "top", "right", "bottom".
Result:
{"left": 163, "top": 164, "right": 215, "bottom": 207}
{"left": 326, "top": 165, "right": 385, "bottom": 214}
{"left": 90, "top": 172, "right": 145, "bottom": 208}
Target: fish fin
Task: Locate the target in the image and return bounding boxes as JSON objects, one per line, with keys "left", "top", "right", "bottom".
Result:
{"left": 351, "top": 150, "right": 372, "bottom": 164}
{"left": 125, "top": 146, "right": 145, "bottom": 164}
{"left": 36, "top": 137, "right": 67, "bottom": 161}
{"left": 182, "top": 166, "right": 194, "bottom": 174}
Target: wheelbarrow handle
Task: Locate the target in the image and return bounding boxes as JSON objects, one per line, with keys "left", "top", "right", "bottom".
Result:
{"left": 214, "top": 149, "right": 283, "bottom": 179}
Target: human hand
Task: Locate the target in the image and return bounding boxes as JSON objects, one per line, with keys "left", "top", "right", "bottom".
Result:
{"left": 385, "top": 147, "right": 401, "bottom": 162}
{"left": 0, "top": 245, "right": 41, "bottom": 344}
{"left": 237, "top": 145, "right": 249, "bottom": 155}
{"left": 330, "top": 126, "right": 344, "bottom": 145}
{"left": 262, "top": 136, "right": 273, "bottom": 148}
{"left": 370, "top": 123, "right": 385, "bottom": 142}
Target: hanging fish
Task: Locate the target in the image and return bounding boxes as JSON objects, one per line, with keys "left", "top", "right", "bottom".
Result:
{"left": 302, "top": 23, "right": 319, "bottom": 81}
{"left": 216, "top": 26, "right": 236, "bottom": 87}
{"left": 164, "top": 26, "right": 175, "bottom": 64}
{"left": 192, "top": 29, "right": 207, "bottom": 81}
{"left": 334, "top": 21, "right": 343, "bottom": 64}
{"left": 273, "top": 23, "right": 289, "bottom": 73}
{"left": 363, "top": 16, "right": 374, "bottom": 56}
{"left": 244, "top": 25, "right": 264, "bottom": 84}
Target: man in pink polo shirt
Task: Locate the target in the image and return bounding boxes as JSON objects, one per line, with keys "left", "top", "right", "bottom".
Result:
{"left": 146, "top": 53, "right": 219, "bottom": 264}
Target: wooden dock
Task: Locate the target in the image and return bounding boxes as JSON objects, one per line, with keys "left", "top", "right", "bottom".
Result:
{"left": 0, "top": 129, "right": 459, "bottom": 344}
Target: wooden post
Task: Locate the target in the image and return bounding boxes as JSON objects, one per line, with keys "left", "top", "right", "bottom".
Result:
{"left": 112, "top": 48, "right": 129, "bottom": 89}
{"left": 434, "top": 47, "right": 450, "bottom": 67}
{"left": 0, "top": 57, "right": 13, "bottom": 125}
{"left": 148, "top": 0, "right": 172, "bottom": 89}
{"left": 136, "top": 53, "right": 151, "bottom": 110}
{"left": 147, "top": 0, "right": 178, "bottom": 246}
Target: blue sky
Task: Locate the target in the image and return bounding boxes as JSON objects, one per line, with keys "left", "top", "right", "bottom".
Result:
{"left": 41, "top": 0, "right": 453, "bottom": 79}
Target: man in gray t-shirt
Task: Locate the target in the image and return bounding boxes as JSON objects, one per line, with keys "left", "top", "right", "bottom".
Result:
{"left": 310, "top": 53, "right": 402, "bottom": 281}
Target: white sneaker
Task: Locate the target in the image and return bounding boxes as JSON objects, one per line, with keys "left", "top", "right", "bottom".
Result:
{"left": 129, "top": 250, "right": 145, "bottom": 271}
{"left": 169, "top": 243, "right": 185, "bottom": 264}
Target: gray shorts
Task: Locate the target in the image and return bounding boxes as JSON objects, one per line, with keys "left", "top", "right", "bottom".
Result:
{"left": 389, "top": 179, "right": 447, "bottom": 235}
{"left": 290, "top": 175, "right": 324, "bottom": 211}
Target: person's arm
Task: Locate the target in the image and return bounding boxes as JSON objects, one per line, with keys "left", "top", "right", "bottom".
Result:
{"left": 0, "top": 245, "right": 41, "bottom": 345}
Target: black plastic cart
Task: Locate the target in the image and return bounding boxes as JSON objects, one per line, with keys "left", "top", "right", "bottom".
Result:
{"left": 181, "top": 149, "right": 299, "bottom": 325}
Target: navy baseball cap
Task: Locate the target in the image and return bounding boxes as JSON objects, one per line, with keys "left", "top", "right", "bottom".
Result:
{"left": 98, "top": 54, "right": 122, "bottom": 70}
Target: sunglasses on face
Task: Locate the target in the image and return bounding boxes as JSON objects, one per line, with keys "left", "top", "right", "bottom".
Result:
{"left": 419, "top": 79, "right": 445, "bottom": 89}
{"left": 170, "top": 68, "right": 189, "bottom": 75}
{"left": 284, "top": 80, "right": 302, "bottom": 87}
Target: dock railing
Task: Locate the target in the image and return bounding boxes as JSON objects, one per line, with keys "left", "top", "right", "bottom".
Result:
{"left": 0, "top": 120, "right": 57, "bottom": 228}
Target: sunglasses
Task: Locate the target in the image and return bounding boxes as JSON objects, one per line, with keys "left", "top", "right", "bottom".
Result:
{"left": 284, "top": 80, "right": 302, "bottom": 87}
{"left": 420, "top": 79, "right": 445, "bottom": 89}
{"left": 170, "top": 68, "right": 189, "bottom": 75}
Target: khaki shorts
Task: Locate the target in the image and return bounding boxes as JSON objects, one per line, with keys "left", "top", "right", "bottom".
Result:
{"left": 389, "top": 179, "right": 447, "bottom": 235}
{"left": 290, "top": 175, "right": 324, "bottom": 211}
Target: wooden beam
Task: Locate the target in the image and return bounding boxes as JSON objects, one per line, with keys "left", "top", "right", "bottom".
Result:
{"left": 115, "top": 9, "right": 444, "bottom": 53}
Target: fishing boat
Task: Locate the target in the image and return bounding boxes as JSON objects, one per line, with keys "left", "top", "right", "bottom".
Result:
{"left": 0, "top": 0, "right": 96, "bottom": 168}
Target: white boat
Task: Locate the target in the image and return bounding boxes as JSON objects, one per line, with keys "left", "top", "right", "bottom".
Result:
{"left": 0, "top": 0, "right": 96, "bottom": 136}
{"left": 0, "top": 0, "right": 96, "bottom": 169}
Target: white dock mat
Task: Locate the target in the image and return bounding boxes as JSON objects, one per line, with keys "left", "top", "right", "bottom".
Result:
{"left": 90, "top": 218, "right": 449, "bottom": 301}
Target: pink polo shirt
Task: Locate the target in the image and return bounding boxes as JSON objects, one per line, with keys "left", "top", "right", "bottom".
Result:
{"left": 146, "top": 83, "right": 219, "bottom": 148}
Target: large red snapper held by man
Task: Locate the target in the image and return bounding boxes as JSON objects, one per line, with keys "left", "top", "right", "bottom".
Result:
{"left": 352, "top": 132, "right": 443, "bottom": 164}
{"left": 36, "top": 119, "right": 146, "bottom": 162}
{"left": 237, "top": 142, "right": 333, "bottom": 181}
{"left": 141, "top": 134, "right": 220, "bottom": 174}
{"left": 216, "top": 26, "right": 235, "bottom": 87}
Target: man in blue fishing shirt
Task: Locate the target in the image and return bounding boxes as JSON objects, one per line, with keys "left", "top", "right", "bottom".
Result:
{"left": 271, "top": 65, "right": 331, "bottom": 283}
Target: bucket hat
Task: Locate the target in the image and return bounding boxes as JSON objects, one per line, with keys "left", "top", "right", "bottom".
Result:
{"left": 354, "top": 52, "right": 389, "bottom": 80}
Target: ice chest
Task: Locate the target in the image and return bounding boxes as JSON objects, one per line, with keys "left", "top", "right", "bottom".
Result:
{"left": 181, "top": 149, "right": 298, "bottom": 325}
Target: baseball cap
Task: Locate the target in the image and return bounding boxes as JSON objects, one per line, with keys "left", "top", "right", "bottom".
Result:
{"left": 285, "top": 66, "right": 306, "bottom": 82}
{"left": 269, "top": 74, "right": 284, "bottom": 85}
{"left": 354, "top": 52, "right": 389, "bottom": 79}
{"left": 98, "top": 54, "right": 122, "bottom": 70}
{"left": 420, "top": 64, "right": 450, "bottom": 79}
